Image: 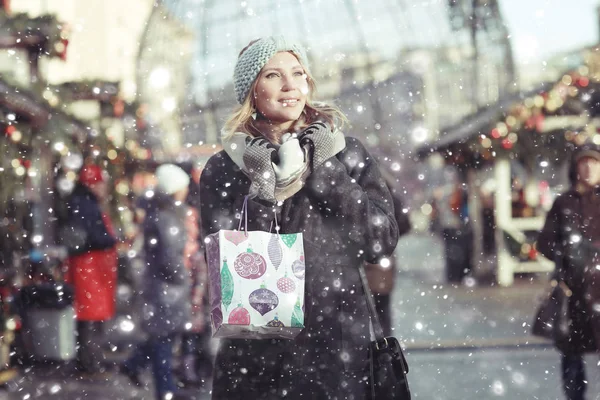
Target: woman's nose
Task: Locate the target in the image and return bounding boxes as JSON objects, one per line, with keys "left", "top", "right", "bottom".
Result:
{"left": 281, "top": 74, "right": 296, "bottom": 91}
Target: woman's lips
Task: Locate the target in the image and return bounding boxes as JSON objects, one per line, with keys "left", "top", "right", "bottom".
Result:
{"left": 280, "top": 98, "right": 299, "bottom": 107}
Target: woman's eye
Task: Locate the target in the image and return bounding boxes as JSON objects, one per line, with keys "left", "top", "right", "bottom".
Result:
{"left": 293, "top": 71, "right": 304, "bottom": 76}
{"left": 265, "top": 72, "right": 280, "bottom": 79}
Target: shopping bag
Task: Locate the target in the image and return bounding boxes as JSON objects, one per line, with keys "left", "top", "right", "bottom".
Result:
{"left": 205, "top": 198, "right": 305, "bottom": 339}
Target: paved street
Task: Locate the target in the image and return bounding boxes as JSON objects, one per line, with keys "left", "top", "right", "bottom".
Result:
{"left": 1, "top": 232, "right": 595, "bottom": 399}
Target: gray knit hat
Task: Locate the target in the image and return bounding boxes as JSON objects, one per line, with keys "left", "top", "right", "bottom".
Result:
{"left": 233, "top": 36, "right": 310, "bottom": 104}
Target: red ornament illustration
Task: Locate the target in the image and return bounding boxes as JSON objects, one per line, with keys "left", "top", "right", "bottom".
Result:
{"left": 234, "top": 247, "right": 267, "bottom": 279}
{"left": 277, "top": 276, "right": 296, "bottom": 294}
{"left": 228, "top": 305, "right": 250, "bottom": 325}
{"left": 224, "top": 230, "right": 247, "bottom": 246}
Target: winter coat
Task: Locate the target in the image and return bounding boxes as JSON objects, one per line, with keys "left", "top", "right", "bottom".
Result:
{"left": 537, "top": 186, "right": 600, "bottom": 354}
{"left": 365, "top": 180, "right": 412, "bottom": 294}
{"left": 140, "top": 193, "right": 192, "bottom": 337}
{"left": 200, "top": 137, "right": 399, "bottom": 399}
{"left": 64, "top": 184, "right": 117, "bottom": 321}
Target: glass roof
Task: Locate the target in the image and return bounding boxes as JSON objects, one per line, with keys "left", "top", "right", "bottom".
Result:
{"left": 138, "top": 0, "right": 513, "bottom": 167}
{"left": 160, "top": 0, "right": 460, "bottom": 104}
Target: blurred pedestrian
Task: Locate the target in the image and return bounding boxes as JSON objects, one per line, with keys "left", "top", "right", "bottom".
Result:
{"left": 537, "top": 145, "right": 600, "bottom": 400}
{"left": 364, "top": 172, "right": 411, "bottom": 336}
{"left": 177, "top": 188, "right": 212, "bottom": 387}
{"left": 120, "top": 164, "right": 192, "bottom": 400}
{"left": 200, "top": 36, "right": 399, "bottom": 399}
{"left": 433, "top": 182, "right": 473, "bottom": 284}
{"left": 64, "top": 164, "right": 117, "bottom": 375}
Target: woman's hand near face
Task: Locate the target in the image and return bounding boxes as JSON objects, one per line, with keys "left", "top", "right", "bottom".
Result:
{"left": 242, "top": 137, "right": 280, "bottom": 202}
{"left": 272, "top": 137, "right": 307, "bottom": 183}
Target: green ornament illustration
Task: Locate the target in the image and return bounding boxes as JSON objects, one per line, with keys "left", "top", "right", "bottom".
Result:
{"left": 281, "top": 234, "right": 297, "bottom": 249}
{"left": 291, "top": 297, "right": 304, "bottom": 328}
{"left": 221, "top": 258, "right": 234, "bottom": 311}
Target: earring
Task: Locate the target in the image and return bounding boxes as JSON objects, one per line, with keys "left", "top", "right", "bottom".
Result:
{"left": 251, "top": 112, "right": 257, "bottom": 120}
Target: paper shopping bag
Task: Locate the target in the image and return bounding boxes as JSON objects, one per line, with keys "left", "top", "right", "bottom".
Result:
{"left": 205, "top": 229, "right": 306, "bottom": 339}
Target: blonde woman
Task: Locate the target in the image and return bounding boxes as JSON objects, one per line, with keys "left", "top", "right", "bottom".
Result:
{"left": 200, "top": 36, "right": 399, "bottom": 399}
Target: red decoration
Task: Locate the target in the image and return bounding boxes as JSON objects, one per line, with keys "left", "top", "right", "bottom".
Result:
{"left": 577, "top": 77, "right": 589, "bottom": 87}
{"left": 228, "top": 305, "right": 250, "bottom": 325}
{"left": 234, "top": 248, "right": 267, "bottom": 280}
{"left": 277, "top": 276, "right": 295, "bottom": 294}
{"left": 501, "top": 139, "right": 513, "bottom": 150}
{"left": 5, "top": 125, "right": 15, "bottom": 136}
{"left": 525, "top": 113, "right": 544, "bottom": 132}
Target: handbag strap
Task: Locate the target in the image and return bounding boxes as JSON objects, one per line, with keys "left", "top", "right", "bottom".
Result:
{"left": 358, "top": 264, "right": 385, "bottom": 341}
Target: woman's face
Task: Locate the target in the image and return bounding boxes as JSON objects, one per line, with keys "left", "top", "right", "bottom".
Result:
{"left": 577, "top": 156, "right": 600, "bottom": 187}
{"left": 253, "top": 51, "right": 309, "bottom": 132}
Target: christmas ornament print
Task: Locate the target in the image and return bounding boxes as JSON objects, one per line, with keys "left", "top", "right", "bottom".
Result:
{"left": 220, "top": 258, "right": 233, "bottom": 311}
{"left": 228, "top": 304, "right": 250, "bottom": 325}
{"left": 292, "top": 256, "right": 305, "bottom": 280}
{"left": 249, "top": 286, "right": 279, "bottom": 316}
{"left": 277, "top": 276, "right": 295, "bottom": 293}
{"left": 224, "top": 230, "right": 247, "bottom": 246}
{"left": 267, "top": 315, "right": 285, "bottom": 328}
{"left": 234, "top": 246, "right": 267, "bottom": 279}
{"left": 267, "top": 234, "right": 283, "bottom": 270}
{"left": 291, "top": 297, "right": 304, "bottom": 328}
{"left": 281, "top": 233, "right": 297, "bottom": 248}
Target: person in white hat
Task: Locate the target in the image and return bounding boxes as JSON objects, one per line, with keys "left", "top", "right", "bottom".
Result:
{"left": 120, "top": 163, "right": 191, "bottom": 400}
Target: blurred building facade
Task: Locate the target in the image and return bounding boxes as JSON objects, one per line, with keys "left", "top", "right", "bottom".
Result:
{"left": 136, "top": 2, "right": 195, "bottom": 156}
{"left": 8, "top": 0, "right": 151, "bottom": 100}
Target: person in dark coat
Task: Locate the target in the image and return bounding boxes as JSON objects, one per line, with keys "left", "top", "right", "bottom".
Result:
{"left": 199, "top": 36, "right": 399, "bottom": 400}
{"left": 120, "top": 164, "right": 192, "bottom": 400}
{"left": 64, "top": 164, "right": 117, "bottom": 375}
{"left": 537, "top": 145, "right": 600, "bottom": 400}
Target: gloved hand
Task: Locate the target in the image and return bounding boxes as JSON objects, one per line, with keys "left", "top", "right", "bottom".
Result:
{"left": 243, "top": 136, "right": 279, "bottom": 202}
{"left": 297, "top": 122, "right": 336, "bottom": 169}
{"left": 272, "top": 137, "right": 308, "bottom": 186}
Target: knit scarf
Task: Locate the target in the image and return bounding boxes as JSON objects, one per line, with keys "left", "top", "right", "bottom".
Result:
{"left": 222, "top": 123, "right": 346, "bottom": 202}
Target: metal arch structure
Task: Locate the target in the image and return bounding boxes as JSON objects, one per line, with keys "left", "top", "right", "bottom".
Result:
{"left": 137, "top": 0, "right": 515, "bottom": 164}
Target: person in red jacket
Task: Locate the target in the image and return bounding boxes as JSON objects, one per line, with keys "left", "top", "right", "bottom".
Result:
{"left": 64, "top": 164, "right": 117, "bottom": 375}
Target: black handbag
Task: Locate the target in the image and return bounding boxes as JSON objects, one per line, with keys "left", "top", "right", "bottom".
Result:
{"left": 358, "top": 266, "right": 411, "bottom": 400}
{"left": 531, "top": 265, "right": 571, "bottom": 342}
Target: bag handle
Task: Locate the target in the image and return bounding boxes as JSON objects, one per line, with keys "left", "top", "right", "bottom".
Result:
{"left": 237, "top": 195, "right": 250, "bottom": 233}
{"left": 237, "top": 195, "right": 281, "bottom": 238}
{"left": 358, "top": 264, "right": 385, "bottom": 341}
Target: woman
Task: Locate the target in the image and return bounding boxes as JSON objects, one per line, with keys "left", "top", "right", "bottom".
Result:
{"left": 199, "top": 36, "right": 399, "bottom": 399}
{"left": 64, "top": 164, "right": 117, "bottom": 375}
{"left": 120, "top": 164, "right": 191, "bottom": 400}
{"left": 537, "top": 145, "right": 600, "bottom": 400}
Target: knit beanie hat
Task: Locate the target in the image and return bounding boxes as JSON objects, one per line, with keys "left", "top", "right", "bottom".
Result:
{"left": 156, "top": 164, "right": 190, "bottom": 195}
{"left": 79, "top": 164, "right": 105, "bottom": 186}
{"left": 233, "top": 36, "right": 310, "bottom": 104}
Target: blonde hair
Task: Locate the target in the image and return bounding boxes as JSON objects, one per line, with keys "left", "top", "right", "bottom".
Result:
{"left": 223, "top": 50, "right": 348, "bottom": 140}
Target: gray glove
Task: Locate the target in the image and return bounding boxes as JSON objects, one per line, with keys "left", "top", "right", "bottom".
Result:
{"left": 243, "top": 136, "right": 279, "bottom": 203}
{"left": 297, "top": 122, "right": 336, "bottom": 170}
